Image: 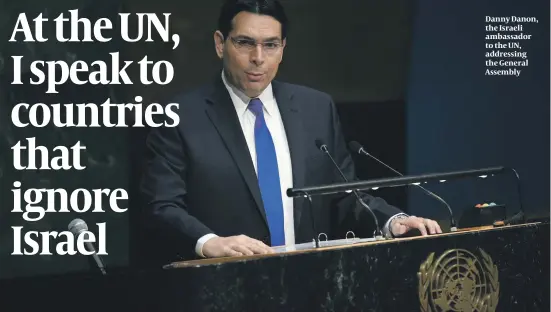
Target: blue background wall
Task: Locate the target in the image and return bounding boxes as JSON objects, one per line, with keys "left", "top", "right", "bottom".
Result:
{"left": 406, "top": 0, "right": 549, "bottom": 226}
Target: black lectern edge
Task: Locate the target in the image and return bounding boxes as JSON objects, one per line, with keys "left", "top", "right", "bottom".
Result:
{"left": 163, "top": 221, "right": 543, "bottom": 270}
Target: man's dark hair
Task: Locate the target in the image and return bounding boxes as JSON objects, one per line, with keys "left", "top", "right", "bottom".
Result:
{"left": 217, "top": 0, "right": 288, "bottom": 39}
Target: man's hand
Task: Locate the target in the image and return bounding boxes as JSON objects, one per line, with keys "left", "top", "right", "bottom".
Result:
{"left": 390, "top": 216, "right": 442, "bottom": 237}
{"left": 202, "top": 235, "right": 275, "bottom": 258}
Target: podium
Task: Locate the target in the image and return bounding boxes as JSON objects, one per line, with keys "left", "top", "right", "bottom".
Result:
{"left": 1, "top": 221, "right": 548, "bottom": 312}
{"left": 154, "top": 222, "right": 549, "bottom": 312}
{"left": 2, "top": 168, "right": 548, "bottom": 311}
{"left": 149, "top": 167, "right": 546, "bottom": 311}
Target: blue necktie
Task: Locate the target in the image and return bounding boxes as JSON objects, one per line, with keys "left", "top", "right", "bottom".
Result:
{"left": 248, "top": 98, "right": 285, "bottom": 246}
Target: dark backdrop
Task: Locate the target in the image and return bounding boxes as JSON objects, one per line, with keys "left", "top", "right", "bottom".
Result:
{"left": 0, "top": 0, "right": 548, "bottom": 280}
{"left": 406, "top": 0, "right": 550, "bottom": 228}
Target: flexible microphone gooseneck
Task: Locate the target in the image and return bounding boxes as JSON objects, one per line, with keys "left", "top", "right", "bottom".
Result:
{"left": 348, "top": 141, "right": 457, "bottom": 232}
{"left": 315, "top": 139, "right": 383, "bottom": 240}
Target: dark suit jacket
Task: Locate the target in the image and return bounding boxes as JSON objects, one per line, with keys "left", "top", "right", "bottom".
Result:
{"left": 139, "top": 76, "right": 403, "bottom": 263}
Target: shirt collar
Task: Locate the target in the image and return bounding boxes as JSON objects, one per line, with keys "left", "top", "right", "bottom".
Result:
{"left": 221, "top": 70, "right": 275, "bottom": 116}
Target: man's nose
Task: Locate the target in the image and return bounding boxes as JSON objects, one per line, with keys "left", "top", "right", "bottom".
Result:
{"left": 250, "top": 45, "right": 265, "bottom": 65}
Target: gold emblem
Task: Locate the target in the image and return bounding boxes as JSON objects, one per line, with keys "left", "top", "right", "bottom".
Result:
{"left": 418, "top": 249, "right": 499, "bottom": 312}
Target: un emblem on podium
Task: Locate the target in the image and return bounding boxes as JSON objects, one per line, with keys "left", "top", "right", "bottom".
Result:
{"left": 418, "top": 249, "right": 500, "bottom": 312}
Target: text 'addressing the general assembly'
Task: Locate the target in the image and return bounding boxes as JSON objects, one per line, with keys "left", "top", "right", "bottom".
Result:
{"left": 485, "top": 16, "right": 538, "bottom": 77}
{"left": 7, "top": 9, "right": 181, "bottom": 256}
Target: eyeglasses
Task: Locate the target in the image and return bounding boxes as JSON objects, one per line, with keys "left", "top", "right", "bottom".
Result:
{"left": 229, "top": 37, "right": 283, "bottom": 54}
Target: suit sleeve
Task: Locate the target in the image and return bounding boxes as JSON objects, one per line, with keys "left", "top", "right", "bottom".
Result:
{"left": 327, "top": 96, "right": 404, "bottom": 235}
{"left": 140, "top": 123, "right": 214, "bottom": 259}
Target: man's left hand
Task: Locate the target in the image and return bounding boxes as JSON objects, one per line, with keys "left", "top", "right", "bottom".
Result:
{"left": 390, "top": 216, "right": 442, "bottom": 237}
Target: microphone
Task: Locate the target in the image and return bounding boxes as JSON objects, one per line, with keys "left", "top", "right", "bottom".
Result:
{"left": 348, "top": 141, "right": 457, "bottom": 232}
{"left": 68, "top": 218, "right": 107, "bottom": 275}
{"left": 315, "top": 139, "right": 383, "bottom": 240}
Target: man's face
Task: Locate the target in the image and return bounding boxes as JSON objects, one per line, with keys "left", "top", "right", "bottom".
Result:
{"left": 215, "top": 11, "right": 286, "bottom": 98}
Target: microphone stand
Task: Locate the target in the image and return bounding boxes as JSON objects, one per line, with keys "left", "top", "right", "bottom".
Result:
{"left": 356, "top": 147, "right": 457, "bottom": 232}
{"left": 316, "top": 142, "right": 383, "bottom": 240}
{"left": 302, "top": 191, "right": 320, "bottom": 248}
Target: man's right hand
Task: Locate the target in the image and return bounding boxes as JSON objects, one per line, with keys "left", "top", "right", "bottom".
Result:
{"left": 202, "top": 235, "right": 275, "bottom": 258}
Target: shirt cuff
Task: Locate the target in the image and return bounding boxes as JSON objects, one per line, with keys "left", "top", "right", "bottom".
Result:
{"left": 195, "top": 233, "right": 219, "bottom": 257}
{"left": 382, "top": 213, "right": 409, "bottom": 238}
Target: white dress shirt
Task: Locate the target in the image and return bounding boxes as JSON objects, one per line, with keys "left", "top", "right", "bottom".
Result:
{"left": 195, "top": 72, "right": 404, "bottom": 257}
{"left": 195, "top": 72, "right": 295, "bottom": 256}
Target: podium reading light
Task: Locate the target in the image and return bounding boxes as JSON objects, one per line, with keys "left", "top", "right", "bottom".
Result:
{"left": 287, "top": 166, "right": 525, "bottom": 230}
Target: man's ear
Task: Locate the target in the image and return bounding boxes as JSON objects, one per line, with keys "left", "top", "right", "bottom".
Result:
{"left": 214, "top": 30, "right": 225, "bottom": 59}
{"left": 279, "top": 38, "right": 286, "bottom": 62}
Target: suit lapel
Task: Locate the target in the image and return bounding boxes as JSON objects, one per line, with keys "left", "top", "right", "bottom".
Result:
{"left": 204, "top": 78, "right": 309, "bottom": 234}
{"left": 272, "top": 81, "right": 307, "bottom": 231}
{"left": 205, "top": 77, "right": 268, "bottom": 227}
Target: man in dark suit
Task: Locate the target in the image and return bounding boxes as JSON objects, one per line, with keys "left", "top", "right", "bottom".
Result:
{"left": 140, "top": 0, "right": 442, "bottom": 262}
